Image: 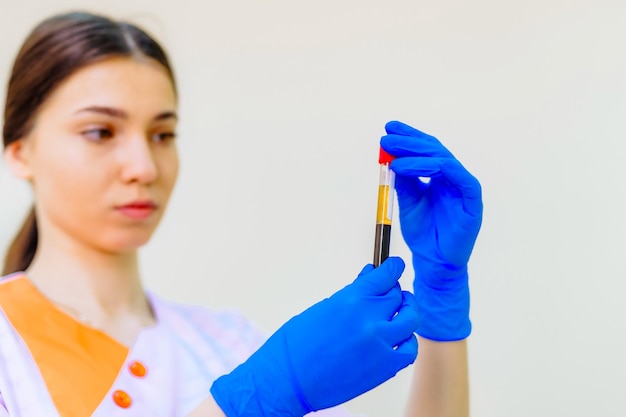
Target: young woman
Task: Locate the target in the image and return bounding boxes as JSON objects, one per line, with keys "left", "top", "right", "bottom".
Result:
{"left": 0, "top": 11, "right": 482, "bottom": 417}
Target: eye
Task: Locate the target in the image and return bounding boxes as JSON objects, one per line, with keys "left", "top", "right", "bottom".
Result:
{"left": 82, "top": 128, "right": 114, "bottom": 142}
{"left": 151, "top": 131, "right": 177, "bottom": 143}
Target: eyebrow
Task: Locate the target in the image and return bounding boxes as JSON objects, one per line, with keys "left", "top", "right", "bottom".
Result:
{"left": 74, "top": 106, "right": 178, "bottom": 121}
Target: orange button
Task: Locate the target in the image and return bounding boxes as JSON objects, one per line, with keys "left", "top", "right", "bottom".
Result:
{"left": 113, "top": 390, "right": 132, "bottom": 408}
{"left": 128, "top": 360, "right": 147, "bottom": 378}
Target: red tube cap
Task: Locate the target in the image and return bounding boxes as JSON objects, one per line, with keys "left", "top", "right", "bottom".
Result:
{"left": 379, "top": 147, "right": 395, "bottom": 164}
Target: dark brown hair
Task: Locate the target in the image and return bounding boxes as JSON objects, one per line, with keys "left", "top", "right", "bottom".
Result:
{"left": 2, "top": 11, "right": 176, "bottom": 275}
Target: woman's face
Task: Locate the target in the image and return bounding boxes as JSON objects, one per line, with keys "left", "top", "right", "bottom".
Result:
{"left": 8, "top": 56, "right": 179, "bottom": 253}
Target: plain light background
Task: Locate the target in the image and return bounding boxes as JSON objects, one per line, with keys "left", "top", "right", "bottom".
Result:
{"left": 1, "top": 0, "right": 625, "bottom": 416}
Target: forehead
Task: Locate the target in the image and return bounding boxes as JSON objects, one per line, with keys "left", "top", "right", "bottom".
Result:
{"left": 39, "top": 56, "right": 177, "bottom": 119}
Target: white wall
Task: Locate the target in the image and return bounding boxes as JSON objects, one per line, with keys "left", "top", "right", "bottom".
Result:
{"left": 1, "top": 1, "right": 625, "bottom": 416}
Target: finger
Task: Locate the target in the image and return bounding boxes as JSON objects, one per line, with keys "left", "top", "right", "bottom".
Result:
{"left": 376, "top": 333, "right": 418, "bottom": 383}
{"left": 361, "top": 283, "right": 404, "bottom": 320}
{"left": 384, "top": 120, "right": 427, "bottom": 137}
{"left": 356, "top": 263, "right": 375, "bottom": 277}
{"left": 378, "top": 291, "right": 419, "bottom": 347}
{"left": 390, "top": 156, "right": 443, "bottom": 178}
{"left": 392, "top": 333, "right": 418, "bottom": 367}
{"left": 352, "top": 257, "right": 405, "bottom": 296}
{"left": 391, "top": 157, "right": 482, "bottom": 218}
{"left": 382, "top": 120, "right": 455, "bottom": 158}
{"left": 439, "top": 159, "right": 482, "bottom": 218}
{"left": 381, "top": 134, "right": 454, "bottom": 159}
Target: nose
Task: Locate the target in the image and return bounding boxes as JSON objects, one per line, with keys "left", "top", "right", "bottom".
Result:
{"left": 117, "top": 134, "right": 158, "bottom": 185}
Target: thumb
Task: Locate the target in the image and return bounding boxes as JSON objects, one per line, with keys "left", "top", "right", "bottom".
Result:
{"left": 356, "top": 263, "right": 375, "bottom": 277}
{"left": 352, "top": 257, "right": 405, "bottom": 296}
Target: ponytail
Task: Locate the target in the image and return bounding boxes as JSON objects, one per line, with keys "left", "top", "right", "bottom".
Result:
{"left": 2, "top": 207, "right": 37, "bottom": 276}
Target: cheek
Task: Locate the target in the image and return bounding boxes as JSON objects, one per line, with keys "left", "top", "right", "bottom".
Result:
{"left": 159, "top": 149, "right": 179, "bottom": 194}
{"left": 32, "top": 143, "right": 109, "bottom": 220}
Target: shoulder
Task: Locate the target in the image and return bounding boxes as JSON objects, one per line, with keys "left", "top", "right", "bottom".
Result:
{"left": 147, "top": 291, "right": 267, "bottom": 358}
{"left": 0, "top": 273, "right": 27, "bottom": 290}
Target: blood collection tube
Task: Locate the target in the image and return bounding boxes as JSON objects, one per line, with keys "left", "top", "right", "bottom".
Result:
{"left": 373, "top": 148, "right": 395, "bottom": 267}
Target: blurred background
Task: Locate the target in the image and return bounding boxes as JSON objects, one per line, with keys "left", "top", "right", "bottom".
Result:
{"left": 1, "top": 0, "right": 625, "bottom": 415}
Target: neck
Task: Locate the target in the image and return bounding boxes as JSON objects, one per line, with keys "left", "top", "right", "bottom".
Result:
{"left": 25, "top": 224, "right": 152, "bottom": 327}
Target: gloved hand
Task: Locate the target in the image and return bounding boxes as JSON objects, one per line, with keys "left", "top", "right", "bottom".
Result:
{"left": 380, "top": 121, "right": 483, "bottom": 341}
{"left": 210, "top": 257, "right": 418, "bottom": 417}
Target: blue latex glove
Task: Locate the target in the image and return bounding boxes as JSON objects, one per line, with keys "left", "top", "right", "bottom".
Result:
{"left": 380, "top": 121, "right": 483, "bottom": 341}
{"left": 210, "top": 257, "right": 418, "bottom": 417}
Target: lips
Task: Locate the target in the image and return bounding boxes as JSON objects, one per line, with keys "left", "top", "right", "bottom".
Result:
{"left": 116, "top": 201, "right": 158, "bottom": 220}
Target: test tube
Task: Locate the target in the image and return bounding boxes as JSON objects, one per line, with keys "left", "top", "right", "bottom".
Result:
{"left": 373, "top": 148, "right": 395, "bottom": 267}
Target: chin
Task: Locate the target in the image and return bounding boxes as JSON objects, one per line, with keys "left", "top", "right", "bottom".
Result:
{"left": 103, "top": 231, "right": 156, "bottom": 253}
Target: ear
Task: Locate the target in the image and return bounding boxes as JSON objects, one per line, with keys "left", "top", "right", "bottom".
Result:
{"left": 3, "top": 139, "right": 34, "bottom": 180}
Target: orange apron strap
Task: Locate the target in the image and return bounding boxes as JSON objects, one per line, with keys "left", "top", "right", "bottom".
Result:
{"left": 0, "top": 276, "right": 128, "bottom": 417}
